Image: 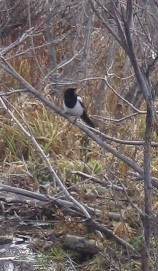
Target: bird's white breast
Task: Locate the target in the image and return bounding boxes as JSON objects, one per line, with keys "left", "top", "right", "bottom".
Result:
{"left": 63, "top": 99, "right": 84, "bottom": 117}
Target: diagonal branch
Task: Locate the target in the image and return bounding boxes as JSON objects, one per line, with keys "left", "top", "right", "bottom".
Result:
{"left": 0, "top": 57, "right": 158, "bottom": 189}
{"left": 0, "top": 96, "right": 91, "bottom": 219}
{"left": 88, "top": 0, "right": 125, "bottom": 50}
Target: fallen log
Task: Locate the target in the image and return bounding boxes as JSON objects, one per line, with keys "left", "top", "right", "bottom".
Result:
{"left": 63, "top": 234, "right": 100, "bottom": 255}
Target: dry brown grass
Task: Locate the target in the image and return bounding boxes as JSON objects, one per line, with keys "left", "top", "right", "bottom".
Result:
{"left": 0, "top": 32, "right": 157, "bottom": 271}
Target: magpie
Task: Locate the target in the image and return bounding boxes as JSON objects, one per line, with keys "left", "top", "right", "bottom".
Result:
{"left": 63, "top": 88, "right": 95, "bottom": 128}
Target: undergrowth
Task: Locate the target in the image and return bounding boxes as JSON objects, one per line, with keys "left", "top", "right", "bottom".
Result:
{"left": 0, "top": 44, "right": 157, "bottom": 271}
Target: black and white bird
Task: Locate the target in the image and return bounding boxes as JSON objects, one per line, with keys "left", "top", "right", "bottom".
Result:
{"left": 63, "top": 88, "right": 95, "bottom": 128}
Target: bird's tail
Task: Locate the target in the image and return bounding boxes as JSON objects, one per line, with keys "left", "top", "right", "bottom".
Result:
{"left": 81, "top": 111, "right": 95, "bottom": 128}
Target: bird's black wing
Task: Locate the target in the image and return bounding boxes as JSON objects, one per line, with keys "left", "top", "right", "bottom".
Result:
{"left": 81, "top": 111, "right": 95, "bottom": 128}
{"left": 77, "top": 96, "right": 95, "bottom": 128}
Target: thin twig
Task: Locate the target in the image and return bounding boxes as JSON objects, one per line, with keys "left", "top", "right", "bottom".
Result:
{"left": 0, "top": 97, "right": 91, "bottom": 219}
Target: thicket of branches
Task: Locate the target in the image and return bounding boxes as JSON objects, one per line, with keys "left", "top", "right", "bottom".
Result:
{"left": 0, "top": 0, "right": 158, "bottom": 270}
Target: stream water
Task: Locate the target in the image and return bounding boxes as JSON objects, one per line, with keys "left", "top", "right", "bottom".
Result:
{"left": 0, "top": 240, "right": 57, "bottom": 271}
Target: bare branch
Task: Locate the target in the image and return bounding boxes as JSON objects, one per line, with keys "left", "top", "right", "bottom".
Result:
{"left": 0, "top": 96, "right": 91, "bottom": 219}
{"left": 0, "top": 56, "right": 158, "bottom": 186}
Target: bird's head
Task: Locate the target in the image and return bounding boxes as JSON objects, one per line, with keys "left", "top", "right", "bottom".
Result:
{"left": 64, "top": 88, "right": 76, "bottom": 96}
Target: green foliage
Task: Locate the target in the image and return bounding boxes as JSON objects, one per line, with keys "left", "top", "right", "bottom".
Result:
{"left": 50, "top": 246, "right": 66, "bottom": 262}
{"left": 1, "top": 123, "right": 31, "bottom": 161}
{"left": 130, "top": 236, "right": 143, "bottom": 251}
{"left": 86, "top": 159, "right": 103, "bottom": 174}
